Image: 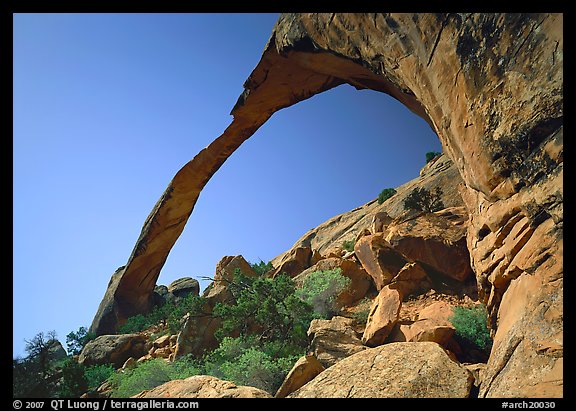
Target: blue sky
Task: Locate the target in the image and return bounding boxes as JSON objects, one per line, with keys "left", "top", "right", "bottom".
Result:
{"left": 13, "top": 13, "right": 442, "bottom": 358}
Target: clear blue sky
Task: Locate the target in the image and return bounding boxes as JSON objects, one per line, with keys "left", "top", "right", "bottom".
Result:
{"left": 13, "top": 13, "right": 442, "bottom": 358}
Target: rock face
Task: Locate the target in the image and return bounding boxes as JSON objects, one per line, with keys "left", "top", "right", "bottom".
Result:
{"left": 307, "top": 316, "right": 365, "bottom": 368}
{"left": 275, "top": 355, "right": 325, "bottom": 398}
{"left": 78, "top": 334, "right": 149, "bottom": 368}
{"left": 289, "top": 342, "right": 473, "bottom": 398}
{"left": 133, "top": 375, "right": 272, "bottom": 398}
{"left": 361, "top": 285, "right": 402, "bottom": 347}
{"left": 89, "top": 13, "right": 563, "bottom": 397}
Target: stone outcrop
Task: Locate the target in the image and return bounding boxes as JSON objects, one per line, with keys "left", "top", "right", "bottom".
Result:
{"left": 133, "top": 375, "right": 272, "bottom": 398}
{"left": 307, "top": 316, "right": 365, "bottom": 368}
{"left": 383, "top": 208, "right": 472, "bottom": 282}
{"left": 167, "top": 277, "right": 200, "bottom": 299}
{"left": 361, "top": 285, "right": 402, "bottom": 347}
{"left": 275, "top": 355, "right": 325, "bottom": 398}
{"left": 78, "top": 334, "right": 149, "bottom": 368}
{"left": 354, "top": 233, "right": 406, "bottom": 290}
{"left": 89, "top": 13, "right": 563, "bottom": 397}
{"left": 288, "top": 342, "right": 474, "bottom": 398}
{"left": 273, "top": 154, "right": 464, "bottom": 263}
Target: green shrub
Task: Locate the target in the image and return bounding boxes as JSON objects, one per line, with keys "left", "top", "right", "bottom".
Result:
{"left": 107, "top": 358, "right": 177, "bottom": 398}
{"left": 203, "top": 336, "right": 301, "bottom": 395}
{"left": 56, "top": 357, "right": 88, "bottom": 397}
{"left": 296, "top": 268, "right": 351, "bottom": 319}
{"left": 66, "top": 326, "right": 96, "bottom": 356}
{"left": 449, "top": 304, "right": 493, "bottom": 352}
{"left": 378, "top": 187, "right": 397, "bottom": 205}
{"left": 213, "top": 270, "right": 314, "bottom": 346}
{"left": 118, "top": 293, "right": 207, "bottom": 335}
{"left": 85, "top": 364, "right": 115, "bottom": 391}
{"left": 342, "top": 239, "right": 355, "bottom": 252}
{"left": 250, "top": 260, "right": 274, "bottom": 276}
{"left": 403, "top": 186, "right": 445, "bottom": 213}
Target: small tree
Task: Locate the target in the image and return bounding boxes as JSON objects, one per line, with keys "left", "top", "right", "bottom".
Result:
{"left": 66, "top": 326, "right": 96, "bottom": 356}
{"left": 403, "top": 186, "right": 445, "bottom": 213}
{"left": 378, "top": 188, "right": 397, "bottom": 205}
{"left": 213, "top": 269, "right": 315, "bottom": 347}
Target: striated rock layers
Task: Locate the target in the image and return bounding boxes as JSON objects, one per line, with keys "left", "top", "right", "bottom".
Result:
{"left": 90, "top": 13, "right": 563, "bottom": 397}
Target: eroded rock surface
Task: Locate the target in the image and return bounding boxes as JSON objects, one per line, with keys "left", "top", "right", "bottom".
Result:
{"left": 288, "top": 342, "right": 473, "bottom": 398}
{"left": 133, "top": 375, "right": 272, "bottom": 398}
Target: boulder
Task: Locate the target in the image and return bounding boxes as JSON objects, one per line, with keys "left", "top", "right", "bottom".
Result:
{"left": 288, "top": 342, "right": 473, "bottom": 398}
{"left": 167, "top": 277, "right": 200, "bottom": 299}
{"left": 361, "top": 285, "right": 402, "bottom": 347}
{"left": 384, "top": 209, "right": 472, "bottom": 282}
{"left": 275, "top": 355, "right": 325, "bottom": 398}
{"left": 394, "top": 319, "right": 455, "bottom": 346}
{"left": 372, "top": 211, "right": 393, "bottom": 233}
{"left": 294, "top": 257, "right": 372, "bottom": 306}
{"left": 133, "top": 375, "right": 272, "bottom": 398}
{"left": 307, "top": 316, "right": 365, "bottom": 368}
{"left": 270, "top": 246, "right": 312, "bottom": 278}
{"left": 354, "top": 233, "right": 407, "bottom": 290}
{"left": 389, "top": 261, "right": 432, "bottom": 297}
{"left": 79, "top": 334, "right": 149, "bottom": 368}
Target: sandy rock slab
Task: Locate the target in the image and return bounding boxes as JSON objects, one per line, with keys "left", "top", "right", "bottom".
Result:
{"left": 133, "top": 375, "right": 272, "bottom": 398}
{"left": 288, "top": 342, "right": 473, "bottom": 398}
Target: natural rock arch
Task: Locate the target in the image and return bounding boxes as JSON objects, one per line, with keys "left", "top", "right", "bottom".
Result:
{"left": 90, "top": 14, "right": 563, "bottom": 397}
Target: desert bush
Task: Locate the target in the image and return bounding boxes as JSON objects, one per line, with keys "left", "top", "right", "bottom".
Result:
{"left": 203, "top": 336, "right": 301, "bottom": 395}
{"left": 403, "top": 186, "right": 445, "bottom": 213}
{"left": 213, "top": 270, "right": 314, "bottom": 346}
{"left": 378, "top": 187, "right": 397, "bottom": 205}
{"left": 296, "top": 268, "right": 351, "bottom": 319}
{"left": 449, "top": 304, "right": 493, "bottom": 352}
{"left": 250, "top": 259, "right": 274, "bottom": 276}
{"left": 342, "top": 239, "right": 355, "bottom": 252}
{"left": 84, "top": 364, "right": 115, "bottom": 391}
{"left": 66, "top": 326, "right": 96, "bottom": 356}
{"left": 107, "top": 358, "right": 176, "bottom": 398}
{"left": 118, "top": 293, "right": 207, "bottom": 335}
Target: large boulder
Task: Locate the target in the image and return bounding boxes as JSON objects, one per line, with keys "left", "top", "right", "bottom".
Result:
{"left": 167, "top": 277, "right": 200, "bottom": 299}
{"left": 361, "top": 285, "right": 402, "bottom": 347}
{"left": 307, "top": 316, "right": 365, "bottom": 368}
{"left": 289, "top": 342, "right": 473, "bottom": 398}
{"left": 354, "top": 234, "right": 407, "bottom": 290}
{"left": 270, "top": 246, "right": 312, "bottom": 278}
{"left": 133, "top": 375, "right": 272, "bottom": 398}
{"left": 78, "top": 334, "right": 149, "bottom": 368}
{"left": 384, "top": 208, "right": 473, "bottom": 282}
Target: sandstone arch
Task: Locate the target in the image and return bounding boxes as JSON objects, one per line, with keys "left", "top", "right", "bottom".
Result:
{"left": 90, "top": 14, "right": 563, "bottom": 397}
